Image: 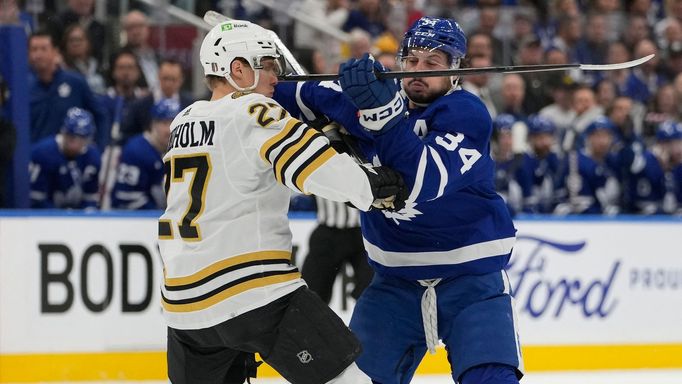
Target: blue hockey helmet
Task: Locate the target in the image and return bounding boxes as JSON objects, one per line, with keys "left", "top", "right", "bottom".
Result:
{"left": 61, "top": 107, "right": 95, "bottom": 137}
{"left": 398, "top": 16, "right": 467, "bottom": 66}
{"left": 152, "top": 98, "right": 181, "bottom": 121}
{"left": 584, "top": 116, "right": 616, "bottom": 136}
{"left": 656, "top": 120, "right": 682, "bottom": 141}
{"left": 493, "top": 113, "right": 517, "bottom": 132}
{"left": 526, "top": 114, "right": 556, "bottom": 135}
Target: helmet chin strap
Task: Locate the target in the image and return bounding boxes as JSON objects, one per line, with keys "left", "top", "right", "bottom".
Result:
{"left": 448, "top": 58, "right": 462, "bottom": 94}
{"left": 226, "top": 70, "right": 259, "bottom": 93}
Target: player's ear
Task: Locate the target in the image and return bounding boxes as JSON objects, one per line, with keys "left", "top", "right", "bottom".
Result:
{"left": 230, "top": 59, "right": 245, "bottom": 79}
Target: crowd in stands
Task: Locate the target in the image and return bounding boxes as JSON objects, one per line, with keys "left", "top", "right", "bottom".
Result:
{"left": 0, "top": 0, "right": 680, "bottom": 215}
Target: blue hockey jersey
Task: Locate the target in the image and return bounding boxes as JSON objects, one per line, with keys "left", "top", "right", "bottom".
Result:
{"left": 493, "top": 155, "right": 524, "bottom": 217}
{"left": 111, "top": 134, "right": 165, "bottom": 210}
{"left": 664, "top": 164, "right": 682, "bottom": 213}
{"left": 555, "top": 151, "right": 620, "bottom": 214}
{"left": 29, "top": 135, "right": 101, "bottom": 209}
{"left": 516, "top": 151, "right": 562, "bottom": 214}
{"left": 274, "top": 82, "right": 517, "bottom": 280}
{"left": 616, "top": 143, "right": 666, "bottom": 214}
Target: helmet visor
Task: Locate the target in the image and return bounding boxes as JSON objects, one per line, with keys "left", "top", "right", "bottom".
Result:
{"left": 252, "top": 54, "right": 286, "bottom": 77}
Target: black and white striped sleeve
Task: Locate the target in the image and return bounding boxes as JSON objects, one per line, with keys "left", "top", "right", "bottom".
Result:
{"left": 257, "top": 115, "right": 374, "bottom": 211}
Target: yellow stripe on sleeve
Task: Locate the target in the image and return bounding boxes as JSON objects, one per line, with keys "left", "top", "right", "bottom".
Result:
{"left": 259, "top": 118, "right": 301, "bottom": 164}
{"left": 294, "top": 147, "right": 338, "bottom": 192}
{"left": 272, "top": 128, "right": 319, "bottom": 184}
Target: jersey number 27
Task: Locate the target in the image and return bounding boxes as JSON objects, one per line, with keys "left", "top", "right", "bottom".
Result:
{"left": 158, "top": 153, "right": 212, "bottom": 241}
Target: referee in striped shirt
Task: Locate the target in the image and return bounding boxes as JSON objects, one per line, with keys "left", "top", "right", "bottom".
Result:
{"left": 301, "top": 196, "right": 373, "bottom": 304}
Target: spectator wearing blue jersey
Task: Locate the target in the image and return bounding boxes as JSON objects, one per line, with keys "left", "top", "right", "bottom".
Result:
{"left": 275, "top": 16, "right": 523, "bottom": 384}
{"left": 111, "top": 98, "right": 179, "bottom": 210}
{"left": 609, "top": 108, "right": 667, "bottom": 214}
{"left": 27, "top": 31, "right": 110, "bottom": 150}
{"left": 555, "top": 117, "right": 621, "bottom": 215}
{"left": 29, "top": 108, "right": 101, "bottom": 209}
{"left": 655, "top": 121, "right": 682, "bottom": 214}
{"left": 518, "top": 115, "right": 562, "bottom": 213}
{"left": 491, "top": 114, "right": 524, "bottom": 216}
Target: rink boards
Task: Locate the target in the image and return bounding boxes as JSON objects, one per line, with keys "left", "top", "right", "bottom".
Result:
{"left": 1, "top": 211, "right": 681, "bottom": 382}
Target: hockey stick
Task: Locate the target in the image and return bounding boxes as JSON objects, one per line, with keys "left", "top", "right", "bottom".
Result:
{"left": 98, "top": 96, "right": 124, "bottom": 209}
{"left": 278, "top": 54, "right": 655, "bottom": 82}
{"left": 310, "top": 116, "right": 370, "bottom": 165}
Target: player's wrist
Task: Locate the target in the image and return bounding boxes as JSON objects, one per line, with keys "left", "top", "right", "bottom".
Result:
{"left": 358, "top": 92, "right": 406, "bottom": 134}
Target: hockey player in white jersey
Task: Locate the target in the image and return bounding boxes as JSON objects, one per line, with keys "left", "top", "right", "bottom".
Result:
{"left": 159, "top": 20, "right": 407, "bottom": 384}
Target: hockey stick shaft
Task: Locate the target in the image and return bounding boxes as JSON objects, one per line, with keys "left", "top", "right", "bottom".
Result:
{"left": 278, "top": 54, "right": 655, "bottom": 82}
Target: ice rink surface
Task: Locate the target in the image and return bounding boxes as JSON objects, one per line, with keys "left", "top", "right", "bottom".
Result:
{"left": 20, "top": 370, "right": 682, "bottom": 384}
{"left": 253, "top": 370, "right": 682, "bottom": 383}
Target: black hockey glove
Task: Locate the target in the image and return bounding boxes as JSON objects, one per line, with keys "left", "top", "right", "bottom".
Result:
{"left": 362, "top": 165, "right": 408, "bottom": 211}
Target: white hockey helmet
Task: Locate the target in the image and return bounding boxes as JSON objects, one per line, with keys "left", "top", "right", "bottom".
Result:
{"left": 199, "top": 20, "right": 285, "bottom": 91}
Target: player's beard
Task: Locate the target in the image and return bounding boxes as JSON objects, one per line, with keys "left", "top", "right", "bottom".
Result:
{"left": 404, "top": 79, "right": 449, "bottom": 105}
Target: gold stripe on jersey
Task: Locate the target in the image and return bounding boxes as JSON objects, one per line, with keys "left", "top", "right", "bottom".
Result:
{"left": 259, "top": 118, "right": 301, "bottom": 163}
{"left": 293, "top": 146, "right": 337, "bottom": 192}
{"left": 162, "top": 271, "right": 301, "bottom": 312}
{"left": 164, "top": 250, "right": 292, "bottom": 287}
{"left": 272, "top": 128, "right": 321, "bottom": 185}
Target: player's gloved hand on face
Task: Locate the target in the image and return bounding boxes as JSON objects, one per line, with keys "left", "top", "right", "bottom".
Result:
{"left": 361, "top": 164, "right": 408, "bottom": 211}
{"left": 339, "top": 53, "right": 405, "bottom": 134}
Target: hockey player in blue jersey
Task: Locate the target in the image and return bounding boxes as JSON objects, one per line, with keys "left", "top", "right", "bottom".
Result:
{"left": 274, "top": 16, "right": 522, "bottom": 384}
{"left": 611, "top": 119, "right": 666, "bottom": 215}
{"left": 555, "top": 117, "right": 621, "bottom": 215}
{"left": 111, "top": 98, "right": 179, "bottom": 210}
{"left": 491, "top": 114, "right": 524, "bottom": 216}
{"left": 517, "top": 115, "right": 562, "bottom": 214}
{"left": 655, "top": 121, "right": 682, "bottom": 214}
{"left": 29, "top": 107, "right": 101, "bottom": 209}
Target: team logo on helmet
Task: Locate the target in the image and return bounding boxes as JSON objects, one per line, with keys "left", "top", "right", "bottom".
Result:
{"left": 61, "top": 107, "right": 95, "bottom": 137}
{"left": 152, "top": 98, "right": 181, "bottom": 121}
{"left": 584, "top": 116, "right": 616, "bottom": 136}
{"left": 399, "top": 16, "right": 467, "bottom": 66}
{"left": 494, "top": 113, "right": 517, "bottom": 132}
{"left": 526, "top": 114, "right": 556, "bottom": 135}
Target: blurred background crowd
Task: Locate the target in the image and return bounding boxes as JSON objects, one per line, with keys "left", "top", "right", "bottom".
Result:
{"left": 0, "top": 0, "right": 681, "bottom": 215}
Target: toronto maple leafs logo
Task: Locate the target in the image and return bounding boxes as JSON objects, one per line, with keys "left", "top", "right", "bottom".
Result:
{"left": 371, "top": 154, "right": 422, "bottom": 224}
{"left": 382, "top": 200, "right": 422, "bottom": 224}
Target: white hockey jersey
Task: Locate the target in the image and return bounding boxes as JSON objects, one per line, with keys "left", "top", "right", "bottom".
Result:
{"left": 158, "top": 91, "right": 375, "bottom": 329}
